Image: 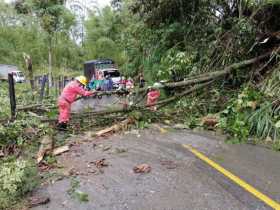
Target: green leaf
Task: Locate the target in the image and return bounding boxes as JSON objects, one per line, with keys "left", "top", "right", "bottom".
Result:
{"left": 275, "top": 121, "right": 280, "bottom": 128}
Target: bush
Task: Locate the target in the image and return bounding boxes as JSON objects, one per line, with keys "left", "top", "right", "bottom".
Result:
{"left": 0, "top": 159, "right": 38, "bottom": 209}
{"left": 218, "top": 87, "right": 262, "bottom": 142}
{"left": 218, "top": 86, "right": 280, "bottom": 144}
{"left": 0, "top": 115, "right": 51, "bottom": 147}
{"left": 0, "top": 82, "right": 10, "bottom": 119}
{"left": 158, "top": 49, "right": 195, "bottom": 81}
{"left": 248, "top": 102, "right": 280, "bottom": 143}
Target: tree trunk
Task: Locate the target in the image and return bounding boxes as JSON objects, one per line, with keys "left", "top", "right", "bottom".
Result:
{"left": 69, "top": 81, "right": 214, "bottom": 119}
{"left": 39, "top": 52, "right": 273, "bottom": 122}
{"left": 156, "top": 81, "right": 214, "bottom": 108}
{"left": 238, "top": 0, "right": 243, "bottom": 19}
{"left": 135, "top": 52, "right": 271, "bottom": 93}
{"left": 164, "top": 52, "right": 272, "bottom": 88}
{"left": 23, "top": 53, "right": 35, "bottom": 90}
{"left": 48, "top": 38, "right": 52, "bottom": 88}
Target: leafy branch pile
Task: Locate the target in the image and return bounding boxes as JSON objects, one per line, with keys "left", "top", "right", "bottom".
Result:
{"left": 0, "top": 159, "right": 38, "bottom": 209}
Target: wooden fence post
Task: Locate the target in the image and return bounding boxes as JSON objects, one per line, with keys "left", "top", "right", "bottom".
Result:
{"left": 8, "top": 73, "right": 16, "bottom": 120}
{"left": 46, "top": 75, "right": 49, "bottom": 97}
{"left": 59, "top": 76, "right": 63, "bottom": 93}
{"left": 55, "top": 80, "right": 58, "bottom": 97}
{"left": 40, "top": 75, "right": 47, "bottom": 102}
{"left": 63, "top": 76, "right": 67, "bottom": 87}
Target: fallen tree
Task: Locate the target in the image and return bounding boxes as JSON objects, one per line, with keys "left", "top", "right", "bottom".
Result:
{"left": 67, "top": 50, "right": 275, "bottom": 117}
{"left": 156, "top": 81, "right": 214, "bottom": 108}
{"left": 164, "top": 51, "right": 273, "bottom": 88}
{"left": 18, "top": 51, "right": 274, "bottom": 113}
{"left": 19, "top": 51, "right": 275, "bottom": 124}
{"left": 132, "top": 51, "right": 273, "bottom": 94}
{"left": 67, "top": 80, "right": 214, "bottom": 119}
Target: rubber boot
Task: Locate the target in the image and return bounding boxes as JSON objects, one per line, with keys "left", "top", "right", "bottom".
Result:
{"left": 57, "top": 122, "right": 68, "bottom": 131}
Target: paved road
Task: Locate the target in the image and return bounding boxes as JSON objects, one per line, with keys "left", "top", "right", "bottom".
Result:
{"left": 33, "top": 127, "right": 280, "bottom": 210}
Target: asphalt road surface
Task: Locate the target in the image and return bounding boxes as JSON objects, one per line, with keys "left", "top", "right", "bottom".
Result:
{"left": 33, "top": 127, "right": 280, "bottom": 210}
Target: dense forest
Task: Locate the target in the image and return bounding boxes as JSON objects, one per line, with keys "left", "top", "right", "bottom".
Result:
{"left": 0, "top": 0, "right": 279, "bottom": 209}
{"left": 1, "top": 0, "right": 279, "bottom": 80}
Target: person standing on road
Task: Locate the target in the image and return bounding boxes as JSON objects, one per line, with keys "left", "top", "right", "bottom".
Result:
{"left": 96, "top": 72, "right": 105, "bottom": 91}
{"left": 88, "top": 75, "right": 96, "bottom": 90}
{"left": 103, "top": 75, "right": 114, "bottom": 91}
{"left": 146, "top": 83, "right": 161, "bottom": 111}
{"left": 57, "top": 76, "right": 95, "bottom": 130}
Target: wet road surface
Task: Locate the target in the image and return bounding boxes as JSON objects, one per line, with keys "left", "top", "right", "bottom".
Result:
{"left": 33, "top": 127, "right": 280, "bottom": 210}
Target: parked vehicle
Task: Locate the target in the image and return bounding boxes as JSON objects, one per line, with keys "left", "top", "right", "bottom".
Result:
{"left": 100, "top": 68, "right": 121, "bottom": 89}
{"left": 84, "top": 59, "right": 121, "bottom": 89}
{"left": 0, "top": 64, "right": 25, "bottom": 83}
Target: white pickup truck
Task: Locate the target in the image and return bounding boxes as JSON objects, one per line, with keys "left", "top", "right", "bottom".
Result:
{"left": 84, "top": 59, "right": 122, "bottom": 89}
{"left": 0, "top": 64, "right": 25, "bottom": 83}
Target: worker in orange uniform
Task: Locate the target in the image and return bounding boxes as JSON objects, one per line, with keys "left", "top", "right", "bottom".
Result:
{"left": 146, "top": 83, "right": 162, "bottom": 111}
{"left": 57, "top": 76, "right": 95, "bottom": 130}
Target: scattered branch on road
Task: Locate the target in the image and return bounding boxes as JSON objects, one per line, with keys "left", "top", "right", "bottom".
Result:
{"left": 94, "top": 117, "right": 135, "bottom": 137}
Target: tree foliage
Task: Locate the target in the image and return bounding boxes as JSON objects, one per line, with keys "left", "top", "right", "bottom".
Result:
{"left": 0, "top": 159, "right": 38, "bottom": 209}
{"left": 0, "top": 0, "right": 82, "bottom": 74}
{"left": 84, "top": 6, "right": 126, "bottom": 65}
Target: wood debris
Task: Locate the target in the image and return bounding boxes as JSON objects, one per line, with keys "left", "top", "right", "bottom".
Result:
{"left": 92, "top": 158, "right": 109, "bottom": 169}
{"left": 27, "top": 195, "right": 50, "bottom": 208}
{"left": 95, "top": 117, "right": 135, "bottom": 137}
{"left": 201, "top": 116, "right": 219, "bottom": 128}
{"left": 53, "top": 145, "right": 70, "bottom": 156}
{"left": 37, "top": 135, "right": 54, "bottom": 163}
{"left": 38, "top": 161, "right": 54, "bottom": 172}
{"left": 133, "top": 164, "right": 151, "bottom": 173}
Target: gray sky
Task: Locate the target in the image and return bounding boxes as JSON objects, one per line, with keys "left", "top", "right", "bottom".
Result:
{"left": 97, "top": 0, "right": 111, "bottom": 8}
{"left": 4, "top": 0, "right": 111, "bottom": 8}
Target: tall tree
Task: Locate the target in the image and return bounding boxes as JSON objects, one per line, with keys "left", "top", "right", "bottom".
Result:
{"left": 32, "top": 0, "right": 74, "bottom": 86}
{"left": 14, "top": 0, "right": 75, "bottom": 86}
{"left": 84, "top": 6, "right": 126, "bottom": 65}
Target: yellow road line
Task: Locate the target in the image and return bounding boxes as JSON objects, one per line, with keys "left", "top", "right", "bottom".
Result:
{"left": 183, "top": 144, "right": 280, "bottom": 210}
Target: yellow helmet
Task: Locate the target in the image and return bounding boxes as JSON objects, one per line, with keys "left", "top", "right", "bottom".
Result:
{"left": 75, "top": 76, "right": 88, "bottom": 86}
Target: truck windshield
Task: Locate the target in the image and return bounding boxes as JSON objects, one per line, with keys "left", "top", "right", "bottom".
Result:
{"left": 104, "top": 71, "right": 120, "bottom": 77}
{"left": 17, "top": 72, "right": 24, "bottom": 77}
{"left": 96, "top": 64, "right": 114, "bottom": 70}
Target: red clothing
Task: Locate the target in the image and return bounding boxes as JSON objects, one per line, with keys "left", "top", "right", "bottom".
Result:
{"left": 60, "top": 80, "right": 92, "bottom": 103}
{"left": 58, "top": 80, "right": 92, "bottom": 123}
{"left": 147, "top": 89, "right": 160, "bottom": 110}
{"left": 58, "top": 100, "right": 71, "bottom": 123}
{"left": 126, "top": 79, "right": 134, "bottom": 90}
{"left": 119, "top": 79, "right": 126, "bottom": 89}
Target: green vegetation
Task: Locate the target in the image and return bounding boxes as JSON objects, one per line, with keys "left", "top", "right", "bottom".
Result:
{"left": 0, "top": 0, "right": 82, "bottom": 76}
{"left": 0, "top": 0, "right": 279, "bottom": 208}
{"left": 67, "top": 178, "right": 89, "bottom": 203}
{"left": 0, "top": 159, "right": 38, "bottom": 209}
